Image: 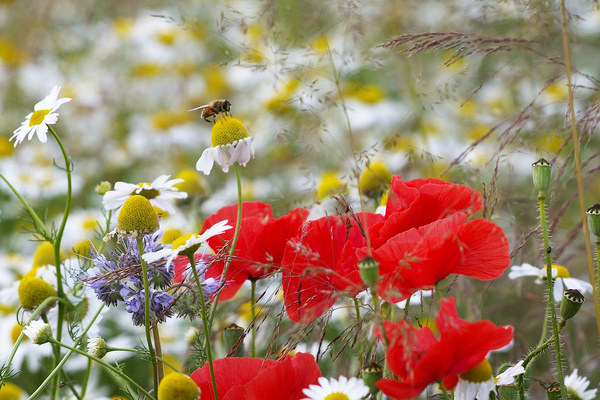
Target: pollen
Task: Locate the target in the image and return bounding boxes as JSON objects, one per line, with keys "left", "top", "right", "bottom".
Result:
{"left": 210, "top": 116, "right": 249, "bottom": 147}
{"left": 459, "top": 359, "right": 493, "bottom": 383}
{"left": 29, "top": 109, "right": 51, "bottom": 126}
{"left": 18, "top": 276, "right": 57, "bottom": 309}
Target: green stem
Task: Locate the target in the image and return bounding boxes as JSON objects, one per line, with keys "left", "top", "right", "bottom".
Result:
{"left": 559, "top": 0, "right": 600, "bottom": 342}
{"left": 136, "top": 238, "right": 159, "bottom": 397}
{"left": 46, "top": 338, "right": 153, "bottom": 400}
{"left": 152, "top": 326, "right": 164, "bottom": 382}
{"left": 25, "top": 304, "right": 106, "bottom": 399}
{"left": 538, "top": 192, "right": 567, "bottom": 399}
{"left": 250, "top": 278, "right": 256, "bottom": 358}
{"left": 596, "top": 239, "right": 600, "bottom": 322}
{"left": 47, "top": 125, "right": 72, "bottom": 400}
{"left": 537, "top": 306, "right": 550, "bottom": 348}
{"left": 209, "top": 164, "right": 243, "bottom": 327}
{"left": 0, "top": 174, "right": 51, "bottom": 240}
{"left": 80, "top": 358, "right": 92, "bottom": 399}
{"left": 187, "top": 254, "right": 219, "bottom": 400}
{"left": 439, "top": 381, "right": 450, "bottom": 400}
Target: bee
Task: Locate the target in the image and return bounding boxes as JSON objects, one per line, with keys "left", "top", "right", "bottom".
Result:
{"left": 189, "top": 99, "right": 232, "bottom": 123}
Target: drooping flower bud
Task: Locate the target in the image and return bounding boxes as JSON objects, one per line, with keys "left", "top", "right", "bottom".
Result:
{"left": 23, "top": 320, "right": 53, "bottom": 345}
{"left": 87, "top": 337, "right": 108, "bottom": 359}
{"left": 531, "top": 158, "right": 552, "bottom": 193}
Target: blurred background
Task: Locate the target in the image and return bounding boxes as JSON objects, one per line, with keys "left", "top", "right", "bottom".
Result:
{"left": 1, "top": 0, "right": 600, "bottom": 397}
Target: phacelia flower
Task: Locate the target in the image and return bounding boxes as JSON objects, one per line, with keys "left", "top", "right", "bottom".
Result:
{"left": 196, "top": 116, "right": 254, "bottom": 175}
{"left": 508, "top": 263, "right": 593, "bottom": 302}
{"left": 157, "top": 372, "right": 200, "bottom": 400}
{"left": 23, "top": 320, "right": 53, "bottom": 345}
{"left": 301, "top": 376, "right": 370, "bottom": 400}
{"left": 102, "top": 175, "right": 188, "bottom": 215}
{"left": 564, "top": 369, "right": 597, "bottom": 400}
{"left": 10, "top": 86, "right": 72, "bottom": 147}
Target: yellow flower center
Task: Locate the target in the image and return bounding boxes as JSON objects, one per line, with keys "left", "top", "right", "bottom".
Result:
{"left": 552, "top": 264, "right": 570, "bottom": 279}
{"left": 162, "top": 228, "right": 183, "bottom": 245}
{"left": 210, "top": 116, "right": 249, "bottom": 147}
{"left": 175, "top": 169, "right": 210, "bottom": 197}
{"left": 172, "top": 233, "right": 201, "bottom": 257}
{"left": 156, "top": 372, "right": 200, "bottom": 400}
{"left": 29, "top": 109, "right": 51, "bottom": 126}
{"left": 0, "top": 381, "right": 24, "bottom": 400}
{"left": 33, "top": 241, "right": 57, "bottom": 268}
{"left": 135, "top": 184, "right": 161, "bottom": 200}
{"left": 459, "top": 359, "right": 493, "bottom": 383}
{"left": 324, "top": 393, "right": 350, "bottom": 400}
{"left": 359, "top": 162, "right": 392, "bottom": 198}
{"left": 18, "top": 276, "right": 57, "bottom": 309}
{"left": 117, "top": 195, "right": 159, "bottom": 236}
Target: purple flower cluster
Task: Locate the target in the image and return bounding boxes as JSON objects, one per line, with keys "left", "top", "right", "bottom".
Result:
{"left": 80, "top": 230, "right": 175, "bottom": 326}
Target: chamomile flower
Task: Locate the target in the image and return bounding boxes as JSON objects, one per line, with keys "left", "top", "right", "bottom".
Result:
{"left": 142, "top": 219, "right": 232, "bottom": 267}
{"left": 10, "top": 86, "right": 71, "bottom": 147}
{"left": 508, "top": 263, "right": 593, "bottom": 302}
{"left": 102, "top": 175, "right": 188, "bottom": 215}
{"left": 301, "top": 376, "right": 370, "bottom": 400}
{"left": 565, "top": 369, "right": 597, "bottom": 400}
{"left": 196, "top": 116, "right": 254, "bottom": 174}
{"left": 454, "top": 359, "right": 525, "bottom": 400}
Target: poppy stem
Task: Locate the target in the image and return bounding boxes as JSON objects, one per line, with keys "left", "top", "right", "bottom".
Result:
{"left": 188, "top": 254, "right": 219, "bottom": 400}
{"left": 537, "top": 193, "right": 567, "bottom": 399}
{"left": 250, "top": 278, "right": 256, "bottom": 358}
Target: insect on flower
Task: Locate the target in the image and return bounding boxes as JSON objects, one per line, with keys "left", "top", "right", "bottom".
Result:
{"left": 189, "top": 99, "right": 232, "bottom": 123}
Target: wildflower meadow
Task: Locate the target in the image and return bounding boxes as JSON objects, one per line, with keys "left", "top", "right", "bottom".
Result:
{"left": 2, "top": 1, "right": 600, "bottom": 399}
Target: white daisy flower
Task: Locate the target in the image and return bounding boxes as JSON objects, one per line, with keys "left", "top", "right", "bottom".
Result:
{"left": 301, "top": 376, "right": 370, "bottom": 400}
{"left": 195, "top": 116, "right": 254, "bottom": 175}
{"left": 455, "top": 359, "right": 524, "bottom": 400}
{"left": 102, "top": 175, "right": 187, "bottom": 215}
{"left": 565, "top": 369, "right": 597, "bottom": 400}
{"left": 10, "top": 86, "right": 72, "bottom": 147}
{"left": 142, "top": 219, "right": 232, "bottom": 267}
{"left": 508, "top": 263, "right": 593, "bottom": 302}
{"left": 23, "top": 320, "right": 53, "bottom": 345}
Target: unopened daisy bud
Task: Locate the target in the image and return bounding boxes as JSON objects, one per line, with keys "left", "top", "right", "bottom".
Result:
{"left": 531, "top": 158, "right": 552, "bottom": 193}
{"left": 18, "top": 276, "right": 57, "bottom": 309}
{"left": 95, "top": 181, "right": 112, "bottom": 196}
{"left": 560, "top": 288, "right": 584, "bottom": 321}
{"left": 361, "top": 363, "right": 383, "bottom": 396}
{"left": 157, "top": 372, "right": 200, "bottom": 400}
{"left": 359, "top": 162, "right": 392, "bottom": 199}
{"left": 87, "top": 337, "right": 108, "bottom": 359}
{"left": 115, "top": 195, "right": 159, "bottom": 239}
{"left": 359, "top": 256, "right": 379, "bottom": 288}
{"left": 223, "top": 323, "right": 245, "bottom": 357}
{"left": 586, "top": 203, "right": 600, "bottom": 237}
{"left": 546, "top": 382, "right": 561, "bottom": 400}
{"left": 23, "top": 320, "right": 53, "bottom": 345}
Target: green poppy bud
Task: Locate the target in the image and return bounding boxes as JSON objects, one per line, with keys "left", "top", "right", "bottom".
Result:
{"left": 531, "top": 158, "right": 552, "bottom": 193}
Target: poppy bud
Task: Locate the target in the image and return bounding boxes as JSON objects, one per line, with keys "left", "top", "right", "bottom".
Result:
{"left": 531, "top": 158, "right": 552, "bottom": 193}
{"left": 223, "top": 323, "right": 245, "bottom": 357}
{"left": 586, "top": 203, "right": 600, "bottom": 237}
{"left": 560, "top": 289, "right": 584, "bottom": 321}
{"left": 361, "top": 363, "right": 383, "bottom": 396}
{"left": 359, "top": 256, "right": 379, "bottom": 288}
{"left": 546, "top": 382, "right": 561, "bottom": 400}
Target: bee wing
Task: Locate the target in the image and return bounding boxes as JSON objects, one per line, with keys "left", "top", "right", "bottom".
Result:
{"left": 189, "top": 105, "right": 210, "bottom": 112}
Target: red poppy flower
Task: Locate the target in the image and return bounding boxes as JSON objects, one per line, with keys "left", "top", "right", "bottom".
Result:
{"left": 200, "top": 201, "right": 309, "bottom": 300}
{"left": 281, "top": 213, "right": 383, "bottom": 324}
{"left": 363, "top": 212, "right": 509, "bottom": 302}
{"left": 190, "top": 353, "right": 321, "bottom": 400}
{"left": 376, "top": 297, "right": 513, "bottom": 399}
{"left": 370, "top": 176, "right": 482, "bottom": 249}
